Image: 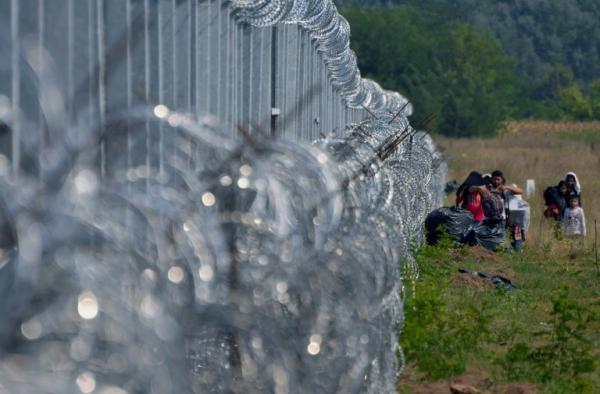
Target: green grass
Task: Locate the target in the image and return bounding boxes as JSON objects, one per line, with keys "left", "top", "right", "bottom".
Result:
{"left": 398, "top": 240, "right": 600, "bottom": 393}
{"left": 409, "top": 121, "right": 600, "bottom": 392}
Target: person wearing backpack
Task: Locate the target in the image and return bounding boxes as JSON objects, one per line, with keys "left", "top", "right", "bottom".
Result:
{"left": 481, "top": 187, "right": 505, "bottom": 224}
{"left": 461, "top": 184, "right": 506, "bottom": 250}
{"left": 455, "top": 171, "right": 509, "bottom": 250}
{"left": 459, "top": 171, "right": 512, "bottom": 224}
{"left": 488, "top": 170, "right": 523, "bottom": 214}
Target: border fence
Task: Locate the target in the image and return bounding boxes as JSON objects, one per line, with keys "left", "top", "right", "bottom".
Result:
{"left": 0, "top": 1, "right": 444, "bottom": 393}
{"left": 0, "top": 0, "right": 402, "bottom": 175}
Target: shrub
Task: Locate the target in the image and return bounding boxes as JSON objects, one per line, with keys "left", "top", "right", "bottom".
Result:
{"left": 557, "top": 85, "right": 593, "bottom": 120}
{"left": 499, "top": 287, "right": 598, "bottom": 387}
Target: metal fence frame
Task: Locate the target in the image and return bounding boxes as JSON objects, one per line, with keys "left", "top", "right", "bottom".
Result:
{"left": 0, "top": 0, "right": 367, "bottom": 180}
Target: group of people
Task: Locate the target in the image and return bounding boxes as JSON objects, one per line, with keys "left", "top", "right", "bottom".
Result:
{"left": 450, "top": 170, "right": 586, "bottom": 251}
{"left": 543, "top": 172, "right": 586, "bottom": 238}
{"left": 455, "top": 170, "right": 528, "bottom": 251}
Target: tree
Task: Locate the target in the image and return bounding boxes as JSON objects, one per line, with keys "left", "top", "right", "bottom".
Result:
{"left": 557, "top": 85, "right": 592, "bottom": 121}
{"left": 588, "top": 80, "right": 600, "bottom": 120}
{"left": 340, "top": 0, "right": 600, "bottom": 121}
{"left": 342, "top": 6, "right": 519, "bottom": 137}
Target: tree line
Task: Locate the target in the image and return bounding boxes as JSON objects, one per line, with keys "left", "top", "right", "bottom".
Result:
{"left": 338, "top": 1, "right": 600, "bottom": 137}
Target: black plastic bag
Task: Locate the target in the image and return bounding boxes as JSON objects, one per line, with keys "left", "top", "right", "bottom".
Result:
{"left": 472, "top": 221, "right": 505, "bottom": 250}
{"left": 425, "top": 207, "right": 476, "bottom": 245}
{"left": 425, "top": 207, "right": 505, "bottom": 250}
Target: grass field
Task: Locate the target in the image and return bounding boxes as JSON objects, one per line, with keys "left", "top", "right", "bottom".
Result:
{"left": 397, "top": 122, "right": 600, "bottom": 393}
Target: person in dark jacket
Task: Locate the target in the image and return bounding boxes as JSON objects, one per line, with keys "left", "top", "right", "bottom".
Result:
{"left": 544, "top": 180, "right": 568, "bottom": 221}
{"left": 544, "top": 180, "right": 569, "bottom": 239}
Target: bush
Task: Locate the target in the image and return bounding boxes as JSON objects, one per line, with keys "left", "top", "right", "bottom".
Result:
{"left": 557, "top": 85, "right": 593, "bottom": 120}
{"left": 498, "top": 287, "right": 598, "bottom": 388}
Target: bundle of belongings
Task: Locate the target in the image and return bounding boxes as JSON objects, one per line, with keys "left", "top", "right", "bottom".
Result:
{"left": 425, "top": 206, "right": 505, "bottom": 250}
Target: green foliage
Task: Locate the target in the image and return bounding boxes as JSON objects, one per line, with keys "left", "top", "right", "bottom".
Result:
{"left": 460, "top": 1, "right": 600, "bottom": 102}
{"left": 498, "top": 287, "right": 598, "bottom": 387}
{"left": 557, "top": 85, "right": 593, "bottom": 121}
{"left": 543, "top": 79, "right": 600, "bottom": 121}
{"left": 341, "top": 6, "right": 519, "bottom": 137}
{"left": 398, "top": 240, "right": 600, "bottom": 391}
{"left": 401, "top": 243, "right": 491, "bottom": 379}
{"left": 589, "top": 80, "right": 600, "bottom": 120}
{"left": 340, "top": 1, "right": 600, "bottom": 124}
{"left": 341, "top": 0, "right": 600, "bottom": 96}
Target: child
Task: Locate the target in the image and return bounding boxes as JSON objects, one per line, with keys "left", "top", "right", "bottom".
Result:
{"left": 563, "top": 196, "right": 586, "bottom": 239}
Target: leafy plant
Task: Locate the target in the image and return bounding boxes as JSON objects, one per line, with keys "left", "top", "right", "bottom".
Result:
{"left": 400, "top": 243, "right": 491, "bottom": 379}
{"left": 557, "top": 84, "right": 593, "bottom": 121}
{"left": 499, "top": 287, "right": 598, "bottom": 387}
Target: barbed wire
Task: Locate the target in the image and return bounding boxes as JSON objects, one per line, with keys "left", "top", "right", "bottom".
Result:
{"left": 230, "top": 0, "right": 413, "bottom": 115}
{"left": 0, "top": 1, "right": 445, "bottom": 393}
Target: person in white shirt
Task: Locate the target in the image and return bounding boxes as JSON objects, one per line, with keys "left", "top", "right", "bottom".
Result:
{"left": 563, "top": 195, "right": 586, "bottom": 238}
{"left": 488, "top": 170, "right": 524, "bottom": 250}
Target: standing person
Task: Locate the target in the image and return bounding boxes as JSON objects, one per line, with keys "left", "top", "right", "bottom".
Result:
{"left": 488, "top": 170, "right": 523, "bottom": 250}
{"left": 488, "top": 170, "right": 523, "bottom": 208}
{"left": 563, "top": 195, "right": 586, "bottom": 239}
{"left": 564, "top": 172, "right": 582, "bottom": 206}
{"left": 487, "top": 170, "right": 523, "bottom": 222}
{"left": 544, "top": 180, "right": 568, "bottom": 221}
{"left": 506, "top": 190, "right": 530, "bottom": 252}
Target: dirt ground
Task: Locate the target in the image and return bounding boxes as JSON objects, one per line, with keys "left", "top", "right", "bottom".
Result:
{"left": 399, "top": 371, "right": 537, "bottom": 393}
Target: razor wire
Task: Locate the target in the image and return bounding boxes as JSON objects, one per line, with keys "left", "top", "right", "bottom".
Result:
{"left": 230, "top": 0, "right": 413, "bottom": 115}
{"left": 0, "top": 1, "right": 445, "bottom": 393}
{"left": 0, "top": 105, "right": 443, "bottom": 394}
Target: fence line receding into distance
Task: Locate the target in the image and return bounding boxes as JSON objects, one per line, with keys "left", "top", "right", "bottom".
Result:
{"left": 0, "top": 1, "right": 445, "bottom": 393}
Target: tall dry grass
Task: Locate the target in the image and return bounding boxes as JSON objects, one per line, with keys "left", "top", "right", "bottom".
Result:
{"left": 436, "top": 121, "right": 600, "bottom": 247}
